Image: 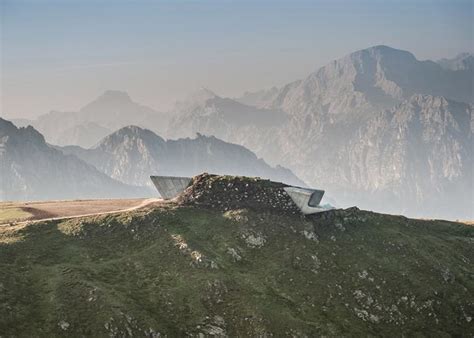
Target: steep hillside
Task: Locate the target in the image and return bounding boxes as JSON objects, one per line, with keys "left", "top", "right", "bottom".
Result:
{"left": 59, "top": 126, "right": 304, "bottom": 188}
{"left": 0, "top": 175, "right": 472, "bottom": 336}
{"left": 344, "top": 95, "right": 473, "bottom": 217}
{"left": 0, "top": 118, "right": 148, "bottom": 201}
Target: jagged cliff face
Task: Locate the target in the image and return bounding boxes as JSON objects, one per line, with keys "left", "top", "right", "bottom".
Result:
{"left": 322, "top": 95, "right": 472, "bottom": 218}
{"left": 60, "top": 126, "right": 305, "bottom": 188}
{"left": 263, "top": 95, "right": 472, "bottom": 219}
{"left": 0, "top": 118, "right": 147, "bottom": 201}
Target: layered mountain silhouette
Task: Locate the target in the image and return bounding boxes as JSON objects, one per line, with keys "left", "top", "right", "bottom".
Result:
{"left": 0, "top": 118, "right": 148, "bottom": 201}
{"left": 239, "top": 45, "right": 473, "bottom": 114}
{"left": 59, "top": 125, "right": 304, "bottom": 188}
{"left": 170, "top": 46, "right": 474, "bottom": 219}
{"left": 6, "top": 45, "right": 473, "bottom": 218}
{"left": 14, "top": 90, "right": 170, "bottom": 148}
{"left": 167, "top": 87, "right": 287, "bottom": 140}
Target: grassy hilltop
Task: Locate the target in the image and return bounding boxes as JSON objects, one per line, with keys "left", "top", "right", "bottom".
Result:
{"left": 0, "top": 174, "right": 473, "bottom": 336}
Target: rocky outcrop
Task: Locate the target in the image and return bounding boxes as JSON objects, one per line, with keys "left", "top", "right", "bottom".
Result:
{"left": 178, "top": 173, "right": 301, "bottom": 214}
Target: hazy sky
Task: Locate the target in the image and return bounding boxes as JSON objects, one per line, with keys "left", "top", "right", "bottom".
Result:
{"left": 1, "top": 0, "right": 472, "bottom": 119}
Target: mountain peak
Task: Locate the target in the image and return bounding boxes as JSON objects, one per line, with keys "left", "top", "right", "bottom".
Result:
{"left": 173, "top": 87, "right": 220, "bottom": 112}
{"left": 188, "top": 87, "right": 219, "bottom": 102}
{"left": 110, "top": 125, "right": 162, "bottom": 139}
{"left": 99, "top": 90, "right": 132, "bottom": 102}
{"left": 80, "top": 90, "right": 134, "bottom": 113}
{"left": 0, "top": 117, "right": 45, "bottom": 144}
{"left": 95, "top": 125, "right": 165, "bottom": 151}
{"left": 348, "top": 45, "right": 417, "bottom": 63}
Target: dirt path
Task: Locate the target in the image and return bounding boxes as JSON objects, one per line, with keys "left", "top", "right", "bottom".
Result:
{"left": 0, "top": 198, "right": 163, "bottom": 226}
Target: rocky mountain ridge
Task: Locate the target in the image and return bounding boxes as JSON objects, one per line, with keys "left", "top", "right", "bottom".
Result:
{"left": 171, "top": 46, "right": 473, "bottom": 219}
{"left": 7, "top": 45, "right": 473, "bottom": 218}
{"left": 59, "top": 125, "right": 305, "bottom": 189}
{"left": 167, "top": 87, "right": 287, "bottom": 140}
{"left": 0, "top": 118, "right": 148, "bottom": 201}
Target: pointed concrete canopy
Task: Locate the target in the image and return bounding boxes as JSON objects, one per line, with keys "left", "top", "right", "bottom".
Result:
{"left": 284, "top": 186, "right": 325, "bottom": 214}
{"left": 150, "top": 175, "right": 192, "bottom": 199}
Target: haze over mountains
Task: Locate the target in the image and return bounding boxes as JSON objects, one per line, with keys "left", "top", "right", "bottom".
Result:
{"left": 0, "top": 118, "right": 148, "bottom": 201}
{"left": 3, "top": 45, "right": 472, "bottom": 219}
{"left": 0, "top": 118, "right": 303, "bottom": 201}
{"left": 58, "top": 125, "right": 303, "bottom": 188}
{"left": 173, "top": 46, "right": 473, "bottom": 219}
{"left": 167, "top": 87, "right": 287, "bottom": 140}
{"left": 13, "top": 90, "right": 171, "bottom": 148}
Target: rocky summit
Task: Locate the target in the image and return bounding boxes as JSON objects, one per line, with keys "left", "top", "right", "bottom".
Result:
{"left": 0, "top": 175, "right": 472, "bottom": 336}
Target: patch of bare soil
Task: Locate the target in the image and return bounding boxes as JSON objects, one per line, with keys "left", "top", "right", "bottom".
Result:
{"left": 1, "top": 198, "right": 152, "bottom": 223}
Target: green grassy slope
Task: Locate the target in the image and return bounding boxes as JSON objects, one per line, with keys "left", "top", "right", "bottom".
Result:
{"left": 1, "top": 201, "right": 472, "bottom": 336}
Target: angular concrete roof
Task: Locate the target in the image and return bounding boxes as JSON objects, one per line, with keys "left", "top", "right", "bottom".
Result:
{"left": 283, "top": 187, "right": 325, "bottom": 214}
{"left": 150, "top": 176, "right": 192, "bottom": 199}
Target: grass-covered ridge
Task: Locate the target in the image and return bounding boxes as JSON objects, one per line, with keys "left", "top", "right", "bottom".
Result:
{"left": 0, "top": 176, "right": 473, "bottom": 336}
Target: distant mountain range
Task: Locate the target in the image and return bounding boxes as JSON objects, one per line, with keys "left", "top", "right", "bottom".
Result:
{"left": 13, "top": 90, "right": 170, "bottom": 148}
{"left": 0, "top": 118, "right": 148, "bottom": 201}
{"left": 167, "top": 87, "right": 287, "bottom": 140}
{"left": 58, "top": 125, "right": 304, "bottom": 188}
{"left": 170, "top": 46, "right": 474, "bottom": 219}
{"left": 1, "top": 117, "right": 303, "bottom": 201}
{"left": 5, "top": 45, "right": 472, "bottom": 218}
{"left": 437, "top": 52, "right": 474, "bottom": 71}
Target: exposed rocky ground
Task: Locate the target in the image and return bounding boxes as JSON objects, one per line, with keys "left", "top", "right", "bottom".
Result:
{"left": 178, "top": 173, "right": 301, "bottom": 214}
{"left": 0, "top": 175, "right": 472, "bottom": 336}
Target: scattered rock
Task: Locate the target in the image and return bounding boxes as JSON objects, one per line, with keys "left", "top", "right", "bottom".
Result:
{"left": 58, "top": 320, "right": 70, "bottom": 331}
{"left": 302, "top": 230, "right": 319, "bottom": 242}
{"left": 227, "top": 247, "right": 242, "bottom": 261}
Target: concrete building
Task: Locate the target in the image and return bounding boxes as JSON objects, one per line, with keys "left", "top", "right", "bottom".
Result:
{"left": 150, "top": 175, "right": 326, "bottom": 215}
{"left": 150, "top": 176, "right": 192, "bottom": 199}
{"left": 283, "top": 187, "right": 325, "bottom": 214}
